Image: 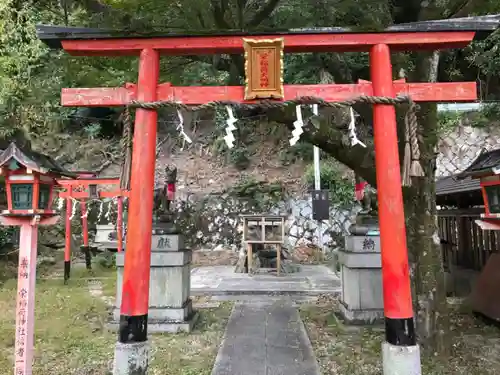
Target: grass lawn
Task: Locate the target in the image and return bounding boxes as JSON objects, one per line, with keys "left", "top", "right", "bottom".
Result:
{"left": 300, "top": 296, "right": 500, "bottom": 375}
{"left": 0, "top": 265, "right": 231, "bottom": 375}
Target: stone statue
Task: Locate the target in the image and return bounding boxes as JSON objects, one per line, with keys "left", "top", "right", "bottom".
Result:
{"left": 361, "top": 184, "right": 378, "bottom": 216}
{"left": 153, "top": 165, "right": 177, "bottom": 223}
{"left": 353, "top": 176, "right": 379, "bottom": 231}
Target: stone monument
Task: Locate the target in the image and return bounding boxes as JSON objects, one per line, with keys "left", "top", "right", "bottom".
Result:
{"left": 338, "top": 185, "right": 384, "bottom": 324}
{"left": 112, "top": 165, "right": 196, "bottom": 333}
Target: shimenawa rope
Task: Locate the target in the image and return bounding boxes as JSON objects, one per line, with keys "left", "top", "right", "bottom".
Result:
{"left": 119, "top": 95, "right": 424, "bottom": 189}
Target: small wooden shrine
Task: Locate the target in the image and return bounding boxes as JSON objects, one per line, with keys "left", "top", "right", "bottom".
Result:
{"left": 241, "top": 214, "right": 286, "bottom": 275}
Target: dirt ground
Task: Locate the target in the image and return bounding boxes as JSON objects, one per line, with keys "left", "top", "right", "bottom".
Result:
{"left": 300, "top": 295, "right": 500, "bottom": 375}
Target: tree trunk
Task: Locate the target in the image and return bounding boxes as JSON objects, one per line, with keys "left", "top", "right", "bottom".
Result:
{"left": 404, "top": 51, "right": 450, "bottom": 356}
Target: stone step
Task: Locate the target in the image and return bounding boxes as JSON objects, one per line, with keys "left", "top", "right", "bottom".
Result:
{"left": 210, "top": 295, "right": 318, "bottom": 304}
{"left": 191, "top": 288, "right": 340, "bottom": 297}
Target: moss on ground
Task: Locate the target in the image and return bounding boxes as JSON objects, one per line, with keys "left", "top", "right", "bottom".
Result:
{"left": 300, "top": 296, "right": 500, "bottom": 375}
{"left": 0, "top": 265, "right": 231, "bottom": 375}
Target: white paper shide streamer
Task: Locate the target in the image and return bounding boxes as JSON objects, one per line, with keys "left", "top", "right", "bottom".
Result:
{"left": 289, "top": 105, "right": 304, "bottom": 146}
{"left": 57, "top": 197, "right": 64, "bottom": 211}
{"left": 223, "top": 106, "right": 238, "bottom": 148}
{"left": 69, "top": 199, "right": 78, "bottom": 221}
{"left": 81, "top": 201, "right": 90, "bottom": 219}
{"left": 348, "top": 107, "right": 366, "bottom": 148}
{"left": 176, "top": 109, "right": 192, "bottom": 149}
{"left": 105, "top": 199, "right": 113, "bottom": 223}
{"left": 97, "top": 201, "right": 104, "bottom": 222}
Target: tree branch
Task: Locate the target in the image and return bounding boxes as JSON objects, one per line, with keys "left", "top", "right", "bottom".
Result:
{"left": 267, "top": 106, "right": 377, "bottom": 186}
{"left": 211, "top": 0, "right": 232, "bottom": 29}
{"left": 246, "top": 0, "right": 281, "bottom": 28}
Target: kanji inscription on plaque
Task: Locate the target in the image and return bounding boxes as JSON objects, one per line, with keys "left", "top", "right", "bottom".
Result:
{"left": 243, "top": 38, "right": 284, "bottom": 100}
{"left": 362, "top": 237, "right": 376, "bottom": 251}
{"left": 157, "top": 236, "right": 171, "bottom": 249}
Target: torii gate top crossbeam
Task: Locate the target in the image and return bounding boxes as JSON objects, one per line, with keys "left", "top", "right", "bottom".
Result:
{"left": 37, "top": 16, "right": 500, "bottom": 56}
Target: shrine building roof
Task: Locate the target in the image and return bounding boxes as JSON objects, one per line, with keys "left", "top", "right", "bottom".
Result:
{"left": 0, "top": 143, "right": 77, "bottom": 178}
{"left": 36, "top": 14, "right": 500, "bottom": 50}
{"left": 457, "top": 148, "right": 500, "bottom": 179}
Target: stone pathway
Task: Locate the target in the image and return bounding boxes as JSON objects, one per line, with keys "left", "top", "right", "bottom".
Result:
{"left": 211, "top": 300, "right": 320, "bottom": 375}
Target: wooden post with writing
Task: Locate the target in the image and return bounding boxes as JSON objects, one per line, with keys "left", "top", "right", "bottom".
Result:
{"left": 0, "top": 215, "right": 59, "bottom": 375}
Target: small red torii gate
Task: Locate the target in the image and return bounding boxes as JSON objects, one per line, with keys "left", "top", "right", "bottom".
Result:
{"left": 37, "top": 20, "right": 497, "bottom": 375}
{"left": 57, "top": 176, "right": 127, "bottom": 282}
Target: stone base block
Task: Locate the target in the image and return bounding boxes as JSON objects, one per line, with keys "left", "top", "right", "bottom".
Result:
{"left": 382, "top": 342, "right": 421, "bottom": 375}
{"left": 113, "top": 341, "right": 149, "bottom": 375}
{"left": 108, "top": 311, "right": 198, "bottom": 334}
{"left": 113, "top": 299, "right": 194, "bottom": 322}
{"left": 338, "top": 301, "right": 384, "bottom": 325}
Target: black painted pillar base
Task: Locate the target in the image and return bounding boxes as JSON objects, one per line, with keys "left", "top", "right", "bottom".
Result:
{"left": 382, "top": 317, "right": 421, "bottom": 374}
{"left": 81, "top": 246, "right": 92, "bottom": 270}
{"left": 384, "top": 317, "right": 416, "bottom": 346}
{"left": 113, "top": 314, "right": 149, "bottom": 375}
{"left": 119, "top": 314, "right": 148, "bottom": 343}
{"left": 63, "top": 260, "right": 71, "bottom": 284}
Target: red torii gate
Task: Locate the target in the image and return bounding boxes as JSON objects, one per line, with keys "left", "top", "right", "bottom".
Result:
{"left": 37, "top": 19, "right": 497, "bottom": 375}
{"left": 56, "top": 176, "right": 127, "bottom": 282}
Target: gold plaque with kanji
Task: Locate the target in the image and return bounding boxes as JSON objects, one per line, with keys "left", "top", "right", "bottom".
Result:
{"left": 243, "top": 38, "right": 284, "bottom": 100}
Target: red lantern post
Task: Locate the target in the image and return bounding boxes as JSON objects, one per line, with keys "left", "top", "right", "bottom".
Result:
{"left": 0, "top": 143, "right": 76, "bottom": 375}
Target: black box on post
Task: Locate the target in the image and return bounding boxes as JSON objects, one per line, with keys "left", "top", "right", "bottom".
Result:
{"left": 312, "top": 190, "right": 329, "bottom": 221}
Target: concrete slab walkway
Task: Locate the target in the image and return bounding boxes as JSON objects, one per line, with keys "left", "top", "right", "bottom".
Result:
{"left": 211, "top": 300, "right": 320, "bottom": 375}
{"left": 192, "top": 265, "right": 341, "bottom": 297}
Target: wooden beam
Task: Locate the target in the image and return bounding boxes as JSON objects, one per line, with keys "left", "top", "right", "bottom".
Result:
{"left": 61, "top": 82, "right": 477, "bottom": 107}
{"left": 60, "top": 31, "right": 477, "bottom": 56}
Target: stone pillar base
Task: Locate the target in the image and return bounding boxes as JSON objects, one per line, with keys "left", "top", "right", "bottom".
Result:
{"left": 338, "top": 301, "right": 384, "bottom": 325}
{"left": 113, "top": 341, "right": 149, "bottom": 375}
{"left": 339, "top": 223, "right": 383, "bottom": 325}
{"left": 382, "top": 342, "right": 421, "bottom": 375}
{"left": 112, "top": 232, "right": 195, "bottom": 333}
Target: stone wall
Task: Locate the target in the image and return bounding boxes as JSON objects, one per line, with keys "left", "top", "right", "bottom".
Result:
{"left": 171, "top": 186, "right": 359, "bottom": 252}
{"left": 437, "top": 125, "right": 500, "bottom": 177}
{"left": 286, "top": 199, "right": 361, "bottom": 251}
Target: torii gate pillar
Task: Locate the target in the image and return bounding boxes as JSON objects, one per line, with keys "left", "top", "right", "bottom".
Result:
{"left": 371, "top": 44, "right": 420, "bottom": 373}
{"left": 113, "top": 48, "right": 160, "bottom": 374}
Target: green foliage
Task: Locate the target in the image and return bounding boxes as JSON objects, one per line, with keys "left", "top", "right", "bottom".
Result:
{"left": 279, "top": 142, "right": 314, "bottom": 165}
{"left": 0, "top": 227, "right": 17, "bottom": 254}
{"left": 229, "top": 176, "right": 284, "bottom": 202}
{"left": 304, "top": 161, "right": 354, "bottom": 206}
{"left": 437, "top": 111, "right": 463, "bottom": 134}
{"left": 228, "top": 148, "right": 251, "bottom": 170}
{"left": 438, "top": 103, "right": 500, "bottom": 134}
{"left": 94, "top": 251, "right": 116, "bottom": 269}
